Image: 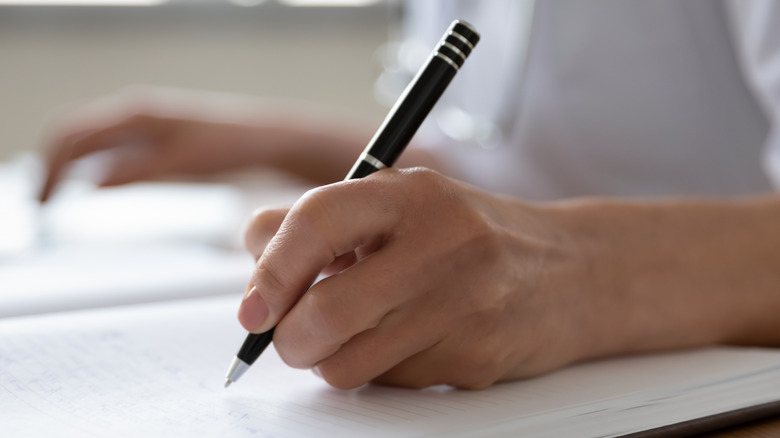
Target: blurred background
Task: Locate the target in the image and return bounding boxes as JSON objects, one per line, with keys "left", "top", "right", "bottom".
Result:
{"left": 0, "top": 0, "right": 397, "bottom": 160}
{"left": 0, "top": 0, "right": 403, "bottom": 317}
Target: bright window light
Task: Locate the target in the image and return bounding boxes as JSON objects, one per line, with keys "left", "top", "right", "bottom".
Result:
{"left": 277, "top": 0, "right": 381, "bottom": 6}
{"left": 0, "top": 0, "right": 168, "bottom": 5}
{"left": 228, "top": 0, "right": 266, "bottom": 6}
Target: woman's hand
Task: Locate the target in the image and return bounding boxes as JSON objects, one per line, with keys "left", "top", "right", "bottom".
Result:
{"left": 239, "top": 168, "right": 603, "bottom": 389}
{"left": 239, "top": 167, "right": 780, "bottom": 390}
{"left": 38, "top": 87, "right": 380, "bottom": 202}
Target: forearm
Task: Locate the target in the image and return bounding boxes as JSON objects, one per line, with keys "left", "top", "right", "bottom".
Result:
{"left": 543, "top": 195, "right": 780, "bottom": 361}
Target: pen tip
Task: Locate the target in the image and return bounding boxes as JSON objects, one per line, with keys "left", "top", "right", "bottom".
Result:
{"left": 224, "top": 379, "right": 232, "bottom": 388}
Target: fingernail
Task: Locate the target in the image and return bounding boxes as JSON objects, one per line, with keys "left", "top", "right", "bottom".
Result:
{"left": 238, "top": 286, "right": 269, "bottom": 332}
{"left": 243, "top": 283, "right": 254, "bottom": 298}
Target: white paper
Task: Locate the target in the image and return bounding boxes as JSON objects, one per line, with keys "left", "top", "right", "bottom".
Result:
{"left": 40, "top": 181, "right": 248, "bottom": 247}
{"left": 2, "top": 296, "right": 780, "bottom": 438}
{"left": 0, "top": 243, "right": 254, "bottom": 318}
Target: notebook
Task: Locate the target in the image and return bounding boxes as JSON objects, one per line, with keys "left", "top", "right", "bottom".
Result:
{"left": 2, "top": 295, "right": 780, "bottom": 438}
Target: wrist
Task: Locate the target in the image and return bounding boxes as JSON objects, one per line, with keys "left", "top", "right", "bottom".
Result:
{"left": 541, "top": 196, "right": 780, "bottom": 362}
{"left": 536, "top": 199, "right": 702, "bottom": 364}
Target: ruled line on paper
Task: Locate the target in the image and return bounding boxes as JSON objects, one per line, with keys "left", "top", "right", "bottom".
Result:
{"left": 377, "top": 391, "right": 468, "bottom": 413}
{"left": 349, "top": 396, "right": 439, "bottom": 417}
{"left": 285, "top": 401, "right": 385, "bottom": 428}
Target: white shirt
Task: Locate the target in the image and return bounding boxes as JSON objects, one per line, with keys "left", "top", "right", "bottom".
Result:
{"left": 392, "top": 0, "right": 780, "bottom": 200}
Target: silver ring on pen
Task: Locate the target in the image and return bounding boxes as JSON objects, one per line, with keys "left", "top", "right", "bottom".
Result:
{"left": 359, "top": 152, "right": 388, "bottom": 170}
{"left": 448, "top": 31, "right": 475, "bottom": 51}
{"left": 434, "top": 52, "right": 460, "bottom": 71}
{"left": 441, "top": 42, "right": 467, "bottom": 63}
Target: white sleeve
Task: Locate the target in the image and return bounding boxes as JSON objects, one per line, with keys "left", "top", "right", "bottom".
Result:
{"left": 725, "top": 0, "right": 780, "bottom": 189}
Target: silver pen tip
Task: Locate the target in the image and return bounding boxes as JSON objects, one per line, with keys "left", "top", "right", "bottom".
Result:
{"left": 225, "top": 356, "right": 250, "bottom": 387}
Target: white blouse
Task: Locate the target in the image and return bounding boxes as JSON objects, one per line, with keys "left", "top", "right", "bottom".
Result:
{"left": 389, "top": 0, "right": 780, "bottom": 200}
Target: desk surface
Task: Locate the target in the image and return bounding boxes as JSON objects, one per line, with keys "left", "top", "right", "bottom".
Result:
{"left": 697, "top": 415, "right": 780, "bottom": 437}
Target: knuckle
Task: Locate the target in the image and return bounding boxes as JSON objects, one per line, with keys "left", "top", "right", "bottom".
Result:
{"left": 301, "top": 289, "right": 350, "bottom": 343}
{"left": 399, "top": 167, "right": 451, "bottom": 198}
{"left": 250, "top": 257, "right": 291, "bottom": 307}
{"left": 288, "top": 186, "right": 340, "bottom": 254}
{"left": 294, "top": 186, "right": 333, "bottom": 226}
{"left": 243, "top": 207, "right": 288, "bottom": 257}
{"left": 399, "top": 166, "right": 443, "bottom": 184}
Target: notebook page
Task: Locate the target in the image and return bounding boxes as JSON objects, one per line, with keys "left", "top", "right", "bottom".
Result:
{"left": 2, "top": 296, "right": 780, "bottom": 438}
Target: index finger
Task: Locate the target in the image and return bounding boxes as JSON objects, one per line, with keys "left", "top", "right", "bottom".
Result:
{"left": 38, "top": 113, "right": 157, "bottom": 203}
{"left": 238, "top": 171, "right": 406, "bottom": 334}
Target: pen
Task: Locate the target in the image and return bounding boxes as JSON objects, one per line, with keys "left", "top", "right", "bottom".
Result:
{"left": 224, "top": 19, "right": 480, "bottom": 388}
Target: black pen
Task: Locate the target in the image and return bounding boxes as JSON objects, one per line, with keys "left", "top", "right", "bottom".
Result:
{"left": 224, "top": 19, "right": 480, "bottom": 388}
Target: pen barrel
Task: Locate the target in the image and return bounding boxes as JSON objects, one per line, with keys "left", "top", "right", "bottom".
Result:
{"left": 346, "top": 20, "right": 480, "bottom": 180}
{"left": 347, "top": 60, "right": 455, "bottom": 180}
{"left": 237, "top": 328, "right": 274, "bottom": 365}
{"left": 363, "top": 60, "right": 456, "bottom": 173}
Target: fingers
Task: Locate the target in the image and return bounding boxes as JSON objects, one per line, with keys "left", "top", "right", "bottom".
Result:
{"left": 244, "top": 207, "right": 291, "bottom": 262}
{"left": 237, "top": 207, "right": 294, "bottom": 330}
{"left": 39, "top": 113, "right": 161, "bottom": 202}
{"left": 96, "top": 142, "right": 165, "bottom": 187}
{"left": 320, "top": 252, "right": 358, "bottom": 277}
{"left": 371, "top": 350, "right": 458, "bottom": 390}
{"left": 238, "top": 174, "right": 404, "bottom": 334}
{"left": 272, "top": 241, "right": 423, "bottom": 370}
{"left": 311, "top": 314, "right": 442, "bottom": 390}
{"left": 39, "top": 129, "right": 93, "bottom": 203}
{"left": 284, "top": 257, "right": 494, "bottom": 390}
{"left": 310, "top": 304, "right": 507, "bottom": 390}
{"left": 370, "top": 338, "right": 502, "bottom": 390}
{"left": 245, "top": 207, "right": 357, "bottom": 275}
